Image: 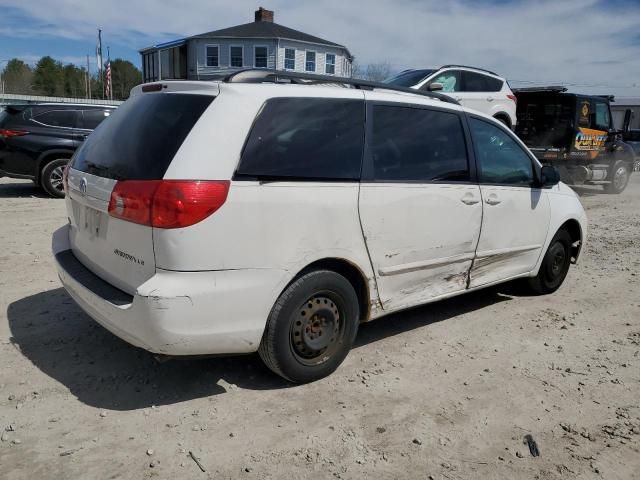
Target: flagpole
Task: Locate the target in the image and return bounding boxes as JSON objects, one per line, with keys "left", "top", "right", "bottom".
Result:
{"left": 97, "top": 28, "right": 104, "bottom": 100}
{"left": 107, "top": 46, "right": 113, "bottom": 101}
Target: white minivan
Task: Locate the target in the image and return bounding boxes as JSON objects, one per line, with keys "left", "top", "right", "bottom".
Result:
{"left": 53, "top": 71, "right": 587, "bottom": 383}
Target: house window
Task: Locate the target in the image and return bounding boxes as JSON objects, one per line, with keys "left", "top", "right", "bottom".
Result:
{"left": 305, "top": 51, "right": 316, "bottom": 72}
{"left": 254, "top": 46, "right": 268, "bottom": 68}
{"left": 206, "top": 45, "right": 219, "bottom": 67}
{"left": 325, "top": 53, "right": 336, "bottom": 75}
{"left": 284, "top": 48, "right": 295, "bottom": 70}
{"left": 230, "top": 46, "right": 243, "bottom": 67}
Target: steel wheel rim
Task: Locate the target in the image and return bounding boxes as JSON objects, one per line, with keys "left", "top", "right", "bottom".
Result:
{"left": 546, "top": 242, "right": 567, "bottom": 283}
{"left": 290, "top": 293, "right": 344, "bottom": 366}
{"left": 613, "top": 166, "right": 628, "bottom": 190}
{"left": 50, "top": 166, "right": 65, "bottom": 192}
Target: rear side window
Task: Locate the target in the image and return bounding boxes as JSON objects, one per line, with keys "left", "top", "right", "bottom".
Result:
{"left": 463, "top": 72, "right": 503, "bottom": 92}
{"left": 33, "top": 110, "right": 78, "bottom": 128}
{"left": 80, "top": 109, "right": 111, "bottom": 130}
{"left": 368, "top": 105, "right": 469, "bottom": 182}
{"left": 237, "top": 98, "right": 365, "bottom": 180}
{"left": 73, "top": 94, "right": 213, "bottom": 180}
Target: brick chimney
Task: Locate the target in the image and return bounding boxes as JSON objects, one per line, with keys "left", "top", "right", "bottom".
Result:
{"left": 255, "top": 7, "right": 274, "bottom": 23}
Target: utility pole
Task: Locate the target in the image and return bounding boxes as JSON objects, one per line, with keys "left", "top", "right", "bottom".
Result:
{"left": 85, "top": 55, "right": 90, "bottom": 99}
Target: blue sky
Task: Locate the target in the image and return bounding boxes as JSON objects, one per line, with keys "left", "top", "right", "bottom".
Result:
{"left": 1, "top": 0, "right": 639, "bottom": 96}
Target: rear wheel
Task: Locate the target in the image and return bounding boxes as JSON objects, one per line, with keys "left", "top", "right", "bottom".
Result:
{"left": 493, "top": 115, "right": 511, "bottom": 129}
{"left": 41, "top": 159, "right": 68, "bottom": 198}
{"left": 258, "top": 270, "right": 359, "bottom": 383}
{"left": 603, "top": 160, "right": 630, "bottom": 194}
{"left": 527, "top": 229, "right": 572, "bottom": 295}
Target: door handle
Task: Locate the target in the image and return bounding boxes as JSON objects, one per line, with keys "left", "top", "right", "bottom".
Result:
{"left": 461, "top": 193, "right": 480, "bottom": 205}
{"left": 486, "top": 97, "right": 494, "bottom": 102}
{"left": 485, "top": 195, "right": 501, "bottom": 205}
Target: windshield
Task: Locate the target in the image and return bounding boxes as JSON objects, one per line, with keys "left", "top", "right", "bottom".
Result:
{"left": 385, "top": 69, "right": 435, "bottom": 87}
{"left": 515, "top": 94, "right": 575, "bottom": 148}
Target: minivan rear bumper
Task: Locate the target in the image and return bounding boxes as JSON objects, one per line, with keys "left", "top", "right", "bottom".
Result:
{"left": 52, "top": 225, "right": 285, "bottom": 356}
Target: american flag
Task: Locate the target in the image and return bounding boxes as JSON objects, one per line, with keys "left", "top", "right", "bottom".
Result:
{"left": 105, "top": 60, "right": 112, "bottom": 99}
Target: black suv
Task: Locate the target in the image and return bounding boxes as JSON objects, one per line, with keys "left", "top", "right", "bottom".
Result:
{"left": 0, "top": 103, "right": 116, "bottom": 197}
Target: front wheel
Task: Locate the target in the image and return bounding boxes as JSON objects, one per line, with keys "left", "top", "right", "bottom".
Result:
{"left": 527, "top": 229, "right": 572, "bottom": 295}
{"left": 258, "top": 270, "right": 360, "bottom": 383}
{"left": 41, "top": 159, "right": 69, "bottom": 198}
{"left": 603, "top": 160, "right": 630, "bottom": 194}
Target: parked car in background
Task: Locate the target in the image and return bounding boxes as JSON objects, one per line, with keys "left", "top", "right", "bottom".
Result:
{"left": 52, "top": 70, "right": 586, "bottom": 383}
{"left": 385, "top": 65, "right": 517, "bottom": 128}
{"left": 514, "top": 87, "right": 636, "bottom": 193}
{"left": 0, "top": 103, "right": 116, "bottom": 197}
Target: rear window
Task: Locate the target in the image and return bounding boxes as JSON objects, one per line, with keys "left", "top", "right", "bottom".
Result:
{"left": 236, "top": 98, "right": 365, "bottom": 180}
{"left": 72, "top": 94, "right": 213, "bottom": 180}
{"left": 515, "top": 94, "right": 575, "bottom": 148}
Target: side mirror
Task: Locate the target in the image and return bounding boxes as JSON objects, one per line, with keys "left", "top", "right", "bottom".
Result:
{"left": 540, "top": 165, "right": 560, "bottom": 187}
{"left": 427, "top": 82, "right": 443, "bottom": 92}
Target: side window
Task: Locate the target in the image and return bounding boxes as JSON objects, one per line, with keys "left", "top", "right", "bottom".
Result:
{"left": 593, "top": 101, "right": 611, "bottom": 131}
{"left": 254, "top": 46, "right": 268, "bottom": 68}
{"left": 463, "top": 71, "right": 503, "bottom": 92}
{"left": 370, "top": 105, "right": 469, "bottom": 182}
{"left": 32, "top": 110, "right": 78, "bottom": 128}
{"left": 470, "top": 117, "right": 534, "bottom": 185}
{"left": 237, "top": 98, "right": 364, "bottom": 180}
{"left": 81, "top": 110, "right": 111, "bottom": 130}
{"left": 425, "top": 70, "right": 461, "bottom": 92}
{"left": 206, "top": 46, "right": 219, "bottom": 67}
{"left": 305, "top": 51, "right": 316, "bottom": 72}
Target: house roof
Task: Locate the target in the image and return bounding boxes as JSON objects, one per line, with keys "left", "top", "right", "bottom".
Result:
{"left": 140, "top": 21, "right": 351, "bottom": 57}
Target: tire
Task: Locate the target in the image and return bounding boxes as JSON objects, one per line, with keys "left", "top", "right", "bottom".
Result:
{"left": 527, "top": 229, "right": 572, "bottom": 295}
{"left": 41, "top": 159, "right": 69, "bottom": 198}
{"left": 603, "top": 160, "right": 630, "bottom": 194}
{"left": 258, "top": 270, "right": 360, "bottom": 383}
{"left": 494, "top": 115, "right": 511, "bottom": 128}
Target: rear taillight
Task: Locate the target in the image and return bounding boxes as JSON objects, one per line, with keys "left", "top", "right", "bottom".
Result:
{"left": 507, "top": 94, "right": 517, "bottom": 104}
{"left": 0, "top": 129, "right": 29, "bottom": 138}
{"left": 108, "top": 180, "right": 230, "bottom": 229}
{"left": 62, "top": 162, "right": 71, "bottom": 194}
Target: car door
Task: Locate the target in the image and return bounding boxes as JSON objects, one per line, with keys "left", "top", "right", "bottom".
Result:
{"left": 458, "top": 71, "right": 495, "bottom": 114}
{"left": 358, "top": 100, "right": 482, "bottom": 311}
{"left": 467, "top": 116, "right": 551, "bottom": 287}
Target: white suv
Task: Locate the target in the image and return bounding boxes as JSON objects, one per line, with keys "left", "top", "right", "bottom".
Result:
{"left": 53, "top": 71, "right": 586, "bottom": 383}
{"left": 386, "top": 65, "right": 517, "bottom": 128}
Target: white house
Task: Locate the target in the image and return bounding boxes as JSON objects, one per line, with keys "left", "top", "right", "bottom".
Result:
{"left": 139, "top": 8, "right": 353, "bottom": 82}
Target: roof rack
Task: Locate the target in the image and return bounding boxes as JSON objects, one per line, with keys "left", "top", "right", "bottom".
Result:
{"left": 511, "top": 86, "right": 568, "bottom": 93}
{"left": 223, "top": 69, "right": 460, "bottom": 105}
{"left": 439, "top": 65, "right": 499, "bottom": 76}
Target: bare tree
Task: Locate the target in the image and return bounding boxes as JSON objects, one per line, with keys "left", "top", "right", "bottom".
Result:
{"left": 351, "top": 61, "right": 392, "bottom": 82}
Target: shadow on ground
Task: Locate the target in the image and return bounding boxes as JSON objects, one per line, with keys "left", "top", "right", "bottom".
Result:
{"left": 0, "top": 181, "right": 50, "bottom": 199}
{"left": 8, "top": 285, "right": 513, "bottom": 411}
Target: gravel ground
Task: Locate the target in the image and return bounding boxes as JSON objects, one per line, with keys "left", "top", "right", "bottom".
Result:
{"left": 1, "top": 176, "right": 639, "bottom": 479}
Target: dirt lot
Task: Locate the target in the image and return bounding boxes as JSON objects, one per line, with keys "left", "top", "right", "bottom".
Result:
{"left": 0, "top": 177, "right": 639, "bottom": 480}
